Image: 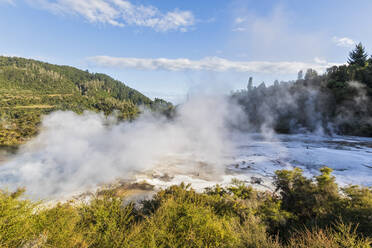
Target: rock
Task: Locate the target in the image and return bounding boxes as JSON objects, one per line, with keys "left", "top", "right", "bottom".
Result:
{"left": 250, "top": 177, "right": 263, "bottom": 184}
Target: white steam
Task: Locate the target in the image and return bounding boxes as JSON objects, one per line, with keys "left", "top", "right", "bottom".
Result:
{"left": 0, "top": 96, "right": 241, "bottom": 199}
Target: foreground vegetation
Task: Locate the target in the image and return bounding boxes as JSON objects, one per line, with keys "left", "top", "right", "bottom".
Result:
{"left": 0, "top": 56, "right": 172, "bottom": 146}
{"left": 1, "top": 167, "right": 371, "bottom": 247}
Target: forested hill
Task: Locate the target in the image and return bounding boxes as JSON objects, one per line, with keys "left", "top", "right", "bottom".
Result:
{"left": 0, "top": 56, "right": 170, "bottom": 145}
{"left": 232, "top": 43, "right": 372, "bottom": 137}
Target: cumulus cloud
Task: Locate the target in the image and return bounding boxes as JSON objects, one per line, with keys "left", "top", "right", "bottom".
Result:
{"left": 88, "top": 55, "right": 340, "bottom": 74}
{"left": 28, "top": 0, "right": 195, "bottom": 31}
{"left": 332, "top": 36, "right": 356, "bottom": 48}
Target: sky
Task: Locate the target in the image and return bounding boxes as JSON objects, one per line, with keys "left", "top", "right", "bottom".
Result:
{"left": 1, "top": 0, "right": 372, "bottom": 103}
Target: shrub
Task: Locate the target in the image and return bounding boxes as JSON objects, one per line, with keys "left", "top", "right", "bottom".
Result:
{"left": 78, "top": 195, "right": 135, "bottom": 247}
{"left": 129, "top": 198, "right": 241, "bottom": 248}
{"left": 0, "top": 167, "right": 371, "bottom": 247}
{"left": 287, "top": 222, "right": 371, "bottom": 248}
{"left": 0, "top": 188, "right": 38, "bottom": 248}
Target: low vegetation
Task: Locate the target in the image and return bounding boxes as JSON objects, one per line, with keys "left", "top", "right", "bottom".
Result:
{"left": 0, "top": 167, "right": 371, "bottom": 247}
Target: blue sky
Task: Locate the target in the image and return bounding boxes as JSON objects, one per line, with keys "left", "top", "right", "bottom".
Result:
{"left": 1, "top": 0, "right": 372, "bottom": 103}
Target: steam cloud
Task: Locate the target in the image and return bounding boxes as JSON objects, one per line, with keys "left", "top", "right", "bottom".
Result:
{"left": 233, "top": 80, "right": 372, "bottom": 136}
{"left": 0, "top": 96, "right": 241, "bottom": 199}
{"left": 1, "top": 82, "right": 370, "bottom": 200}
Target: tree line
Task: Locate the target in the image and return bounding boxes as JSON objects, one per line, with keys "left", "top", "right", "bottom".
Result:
{"left": 232, "top": 43, "right": 372, "bottom": 137}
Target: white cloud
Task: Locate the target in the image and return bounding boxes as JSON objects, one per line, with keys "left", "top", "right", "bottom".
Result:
{"left": 235, "top": 17, "right": 245, "bottom": 24}
{"left": 88, "top": 55, "right": 340, "bottom": 74}
{"left": 314, "top": 57, "right": 327, "bottom": 64}
{"left": 332, "top": 36, "right": 355, "bottom": 48}
{"left": 29, "top": 0, "right": 195, "bottom": 32}
{"left": 232, "top": 27, "right": 246, "bottom": 32}
{"left": 232, "top": 17, "right": 246, "bottom": 32}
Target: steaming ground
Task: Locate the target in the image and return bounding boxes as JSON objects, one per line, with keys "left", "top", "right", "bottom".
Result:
{"left": 229, "top": 133, "right": 372, "bottom": 187}
{"left": 0, "top": 97, "right": 238, "bottom": 199}
{"left": 0, "top": 97, "right": 371, "bottom": 200}
{"left": 134, "top": 133, "right": 372, "bottom": 194}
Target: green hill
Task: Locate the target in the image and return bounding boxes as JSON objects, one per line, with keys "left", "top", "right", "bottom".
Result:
{"left": 0, "top": 56, "right": 163, "bottom": 145}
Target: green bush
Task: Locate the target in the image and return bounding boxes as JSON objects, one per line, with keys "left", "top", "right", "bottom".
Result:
{"left": 287, "top": 222, "right": 371, "bottom": 248}
{"left": 0, "top": 188, "right": 38, "bottom": 247}
{"left": 79, "top": 195, "right": 135, "bottom": 248}
{"left": 0, "top": 167, "right": 371, "bottom": 247}
{"left": 129, "top": 198, "right": 241, "bottom": 247}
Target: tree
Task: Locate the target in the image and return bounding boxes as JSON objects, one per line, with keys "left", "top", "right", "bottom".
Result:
{"left": 247, "top": 77, "right": 253, "bottom": 91}
{"left": 297, "top": 70, "right": 303, "bottom": 80}
{"left": 348, "top": 42, "right": 368, "bottom": 67}
{"left": 304, "top": 69, "right": 318, "bottom": 80}
{"left": 257, "top": 82, "right": 266, "bottom": 89}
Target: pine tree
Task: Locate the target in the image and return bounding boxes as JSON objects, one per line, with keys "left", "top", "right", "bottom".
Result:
{"left": 247, "top": 77, "right": 253, "bottom": 91}
{"left": 348, "top": 42, "right": 368, "bottom": 67}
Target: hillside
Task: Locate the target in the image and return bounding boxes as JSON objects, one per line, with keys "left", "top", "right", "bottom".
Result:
{"left": 232, "top": 43, "right": 372, "bottom": 137}
{"left": 0, "top": 56, "right": 163, "bottom": 145}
